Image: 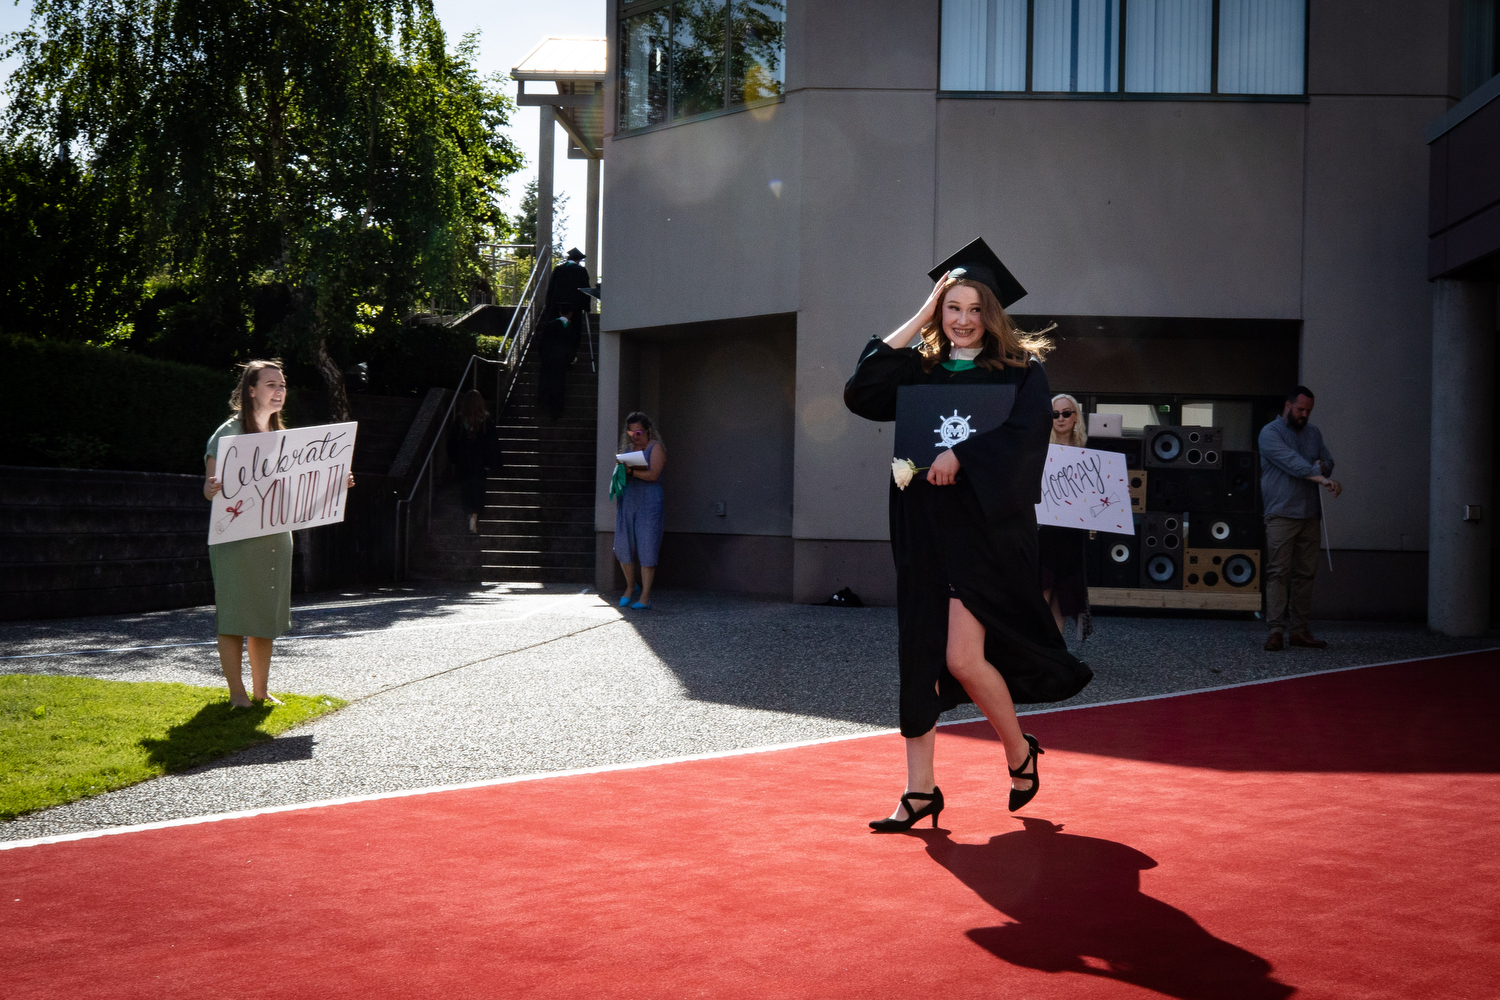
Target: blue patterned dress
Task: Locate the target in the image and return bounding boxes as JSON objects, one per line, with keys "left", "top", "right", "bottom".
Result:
{"left": 613, "top": 442, "right": 664, "bottom": 567}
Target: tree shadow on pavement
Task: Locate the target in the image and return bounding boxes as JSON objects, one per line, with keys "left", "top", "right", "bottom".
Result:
{"left": 910, "top": 818, "right": 1296, "bottom": 1000}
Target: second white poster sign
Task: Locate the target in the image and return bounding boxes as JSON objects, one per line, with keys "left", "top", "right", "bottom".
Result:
{"left": 1034, "top": 444, "right": 1135, "bottom": 536}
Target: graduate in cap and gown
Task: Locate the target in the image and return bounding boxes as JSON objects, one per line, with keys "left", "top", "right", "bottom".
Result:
{"left": 537, "top": 249, "right": 591, "bottom": 420}
{"left": 844, "top": 239, "right": 1093, "bottom": 831}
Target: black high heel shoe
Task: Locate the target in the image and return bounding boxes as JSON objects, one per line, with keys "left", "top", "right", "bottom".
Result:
{"left": 1007, "top": 734, "right": 1044, "bottom": 812}
{"left": 869, "top": 787, "right": 944, "bottom": 832}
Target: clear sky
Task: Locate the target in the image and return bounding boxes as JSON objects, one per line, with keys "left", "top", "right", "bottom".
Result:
{"left": 0, "top": 0, "right": 606, "bottom": 256}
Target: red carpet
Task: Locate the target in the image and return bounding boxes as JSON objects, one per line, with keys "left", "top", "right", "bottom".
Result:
{"left": 4, "top": 652, "right": 1499, "bottom": 1000}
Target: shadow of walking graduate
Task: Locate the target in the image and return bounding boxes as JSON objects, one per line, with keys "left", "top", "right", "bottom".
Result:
{"left": 917, "top": 818, "right": 1295, "bottom": 1000}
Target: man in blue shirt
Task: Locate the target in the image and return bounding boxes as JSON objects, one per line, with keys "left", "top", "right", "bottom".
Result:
{"left": 1259, "top": 386, "right": 1343, "bottom": 651}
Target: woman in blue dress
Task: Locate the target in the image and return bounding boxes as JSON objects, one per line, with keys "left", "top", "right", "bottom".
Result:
{"left": 613, "top": 412, "right": 665, "bottom": 609}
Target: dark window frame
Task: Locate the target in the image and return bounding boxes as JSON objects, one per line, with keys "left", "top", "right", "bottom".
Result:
{"left": 938, "top": 0, "right": 1309, "bottom": 103}
{"left": 616, "top": 0, "right": 786, "bottom": 137}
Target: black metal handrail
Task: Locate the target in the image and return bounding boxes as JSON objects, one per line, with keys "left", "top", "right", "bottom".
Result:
{"left": 393, "top": 245, "right": 552, "bottom": 579}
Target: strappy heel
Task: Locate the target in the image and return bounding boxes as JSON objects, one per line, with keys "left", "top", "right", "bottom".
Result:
{"left": 1008, "top": 734, "right": 1044, "bottom": 812}
{"left": 869, "top": 787, "right": 944, "bottom": 832}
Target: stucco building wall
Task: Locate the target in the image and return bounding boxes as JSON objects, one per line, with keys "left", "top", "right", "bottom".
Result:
{"left": 598, "top": 0, "right": 1468, "bottom": 618}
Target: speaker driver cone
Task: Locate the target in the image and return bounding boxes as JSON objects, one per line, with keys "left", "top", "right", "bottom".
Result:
{"left": 1146, "top": 554, "right": 1177, "bottom": 583}
{"left": 1110, "top": 544, "right": 1130, "bottom": 563}
{"left": 1224, "top": 554, "right": 1257, "bottom": 587}
{"left": 1211, "top": 520, "right": 1231, "bottom": 541}
{"left": 1152, "top": 433, "right": 1182, "bottom": 462}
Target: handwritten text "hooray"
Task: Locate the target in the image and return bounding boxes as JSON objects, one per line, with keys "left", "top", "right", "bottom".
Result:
{"left": 1040, "top": 454, "right": 1106, "bottom": 507}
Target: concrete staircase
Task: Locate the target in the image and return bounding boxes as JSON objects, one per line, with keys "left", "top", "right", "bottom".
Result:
{"left": 407, "top": 331, "right": 598, "bottom": 584}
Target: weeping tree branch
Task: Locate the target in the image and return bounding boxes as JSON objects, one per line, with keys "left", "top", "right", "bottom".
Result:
{"left": 3, "top": 0, "right": 523, "bottom": 419}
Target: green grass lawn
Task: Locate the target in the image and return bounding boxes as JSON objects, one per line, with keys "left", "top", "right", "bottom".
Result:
{"left": 0, "top": 674, "right": 345, "bottom": 821}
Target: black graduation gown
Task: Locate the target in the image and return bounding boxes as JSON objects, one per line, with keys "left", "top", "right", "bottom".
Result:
{"left": 1038, "top": 525, "right": 1090, "bottom": 618}
{"left": 447, "top": 419, "right": 502, "bottom": 513}
{"left": 844, "top": 338, "right": 1093, "bottom": 737}
{"left": 544, "top": 259, "right": 591, "bottom": 321}
{"left": 536, "top": 316, "right": 581, "bottom": 419}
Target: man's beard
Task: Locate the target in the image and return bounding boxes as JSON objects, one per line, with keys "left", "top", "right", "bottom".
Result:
{"left": 1287, "top": 414, "right": 1307, "bottom": 430}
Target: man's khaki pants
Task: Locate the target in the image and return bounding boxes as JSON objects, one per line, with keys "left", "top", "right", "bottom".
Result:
{"left": 1263, "top": 515, "right": 1322, "bottom": 634}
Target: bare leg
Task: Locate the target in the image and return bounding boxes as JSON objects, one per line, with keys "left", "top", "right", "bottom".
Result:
{"left": 247, "top": 637, "right": 278, "bottom": 702}
{"left": 217, "top": 635, "right": 252, "bottom": 707}
{"left": 619, "top": 561, "right": 637, "bottom": 600}
{"left": 887, "top": 728, "right": 937, "bottom": 821}
{"left": 945, "top": 599, "right": 1035, "bottom": 792}
{"left": 638, "top": 565, "right": 656, "bottom": 605}
{"left": 1043, "top": 588, "right": 1065, "bottom": 635}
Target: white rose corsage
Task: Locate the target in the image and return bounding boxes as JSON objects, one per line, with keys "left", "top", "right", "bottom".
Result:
{"left": 891, "top": 458, "right": 929, "bottom": 490}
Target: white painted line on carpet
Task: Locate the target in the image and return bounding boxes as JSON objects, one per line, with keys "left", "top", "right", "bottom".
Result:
{"left": 0, "top": 590, "right": 601, "bottom": 661}
{"left": 0, "top": 726, "right": 898, "bottom": 851}
{"left": 3, "top": 646, "right": 1494, "bottom": 853}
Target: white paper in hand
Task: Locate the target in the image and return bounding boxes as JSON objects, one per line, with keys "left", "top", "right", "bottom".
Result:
{"left": 616, "top": 451, "right": 649, "bottom": 468}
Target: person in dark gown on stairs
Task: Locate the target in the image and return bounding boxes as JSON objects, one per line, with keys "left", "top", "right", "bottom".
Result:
{"left": 536, "top": 304, "right": 581, "bottom": 421}
{"left": 447, "top": 390, "right": 501, "bottom": 533}
{"left": 844, "top": 240, "right": 1093, "bottom": 831}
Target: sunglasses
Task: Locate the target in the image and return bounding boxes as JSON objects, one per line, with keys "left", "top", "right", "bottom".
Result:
{"left": 1051, "top": 410, "right": 1077, "bottom": 420}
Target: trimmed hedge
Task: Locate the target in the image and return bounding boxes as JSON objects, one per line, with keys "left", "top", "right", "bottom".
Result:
{"left": 1, "top": 335, "right": 235, "bottom": 474}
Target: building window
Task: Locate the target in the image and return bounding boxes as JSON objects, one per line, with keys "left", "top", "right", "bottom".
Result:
{"left": 939, "top": 0, "right": 1304, "bottom": 97}
{"left": 1462, "top": 0, "right": 1500, "bottom": 97}
{"left": 618, "top": 0, "right": 785, "bottom": 132}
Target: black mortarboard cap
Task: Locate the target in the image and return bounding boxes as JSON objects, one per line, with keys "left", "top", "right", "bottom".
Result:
{"left": 928, "top": 238, "right": 1026, "bottom": 309}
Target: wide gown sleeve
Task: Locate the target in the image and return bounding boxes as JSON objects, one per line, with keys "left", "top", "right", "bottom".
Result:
{"left": 844, "top": 338, "right": 923, "bottom": 422}
{"left": 950, "top": 360, "right": 1054, "bottom": 523}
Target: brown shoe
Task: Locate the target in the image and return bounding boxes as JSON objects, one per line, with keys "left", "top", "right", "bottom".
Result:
{"left": 1263, "top": 632, "right": 1284, "bottom": 652}
{"left": 1288, "top": 631, "right": 1328, "bottom": 649}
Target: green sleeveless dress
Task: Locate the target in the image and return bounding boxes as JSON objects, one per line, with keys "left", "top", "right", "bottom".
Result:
{"left": 206, "top": 417, "right": 293, "bottom": 638}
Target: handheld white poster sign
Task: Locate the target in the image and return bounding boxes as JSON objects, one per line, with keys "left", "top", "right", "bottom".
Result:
{"left": 210, "top": 422, "right": 358, "bottom": 545}
{"left": 1034, "top": 444, "right": 1135, "bottom": 536}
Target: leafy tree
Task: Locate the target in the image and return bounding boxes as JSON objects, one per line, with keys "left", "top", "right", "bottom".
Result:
{"left": 2, "top": 0, "right": 522, "bottom": 418}
{"left": 0, "top": 140, "right": 146, "bottom": 342}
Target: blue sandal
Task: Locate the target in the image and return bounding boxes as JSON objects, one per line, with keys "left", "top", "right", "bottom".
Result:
{"left": 630, "top": 600, "right": 652, "bottom": 610}
{"left": 619, "top": 587, "right": 640, "bottom": 608}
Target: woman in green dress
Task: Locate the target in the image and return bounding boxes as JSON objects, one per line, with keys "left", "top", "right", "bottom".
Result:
{"left": 203, "top": 360, "right": 353, "bottom": 706}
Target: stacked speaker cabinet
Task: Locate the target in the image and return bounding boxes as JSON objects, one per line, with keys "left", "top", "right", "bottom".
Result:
{"left": 1139, "top": 513, "right": 1185, "bottom": 589}
{"left": 1187, "top": 511, "right": 1263, "bottom": 549}
{"left": 1144, "top": 426, "right": 1223, "bottom": 470}
{"left": 1084, "top": 422, "right": 1265, "bottom": 607}
{"left": 1147, "top": 469, "right": 1224, "bottom": 512}
{"left": 1184, "top": 549, "right": 1261, "bottom": 592}
{"left": 1087, "top": 522, "right": 1141, "bottom": 588}
{"left": 1128, "top": 470, "right": 1147, "bottom": 511}
{"left": 1089, "top": 437, "right": 1143, "bottom": 469}
{"left": 1221, "top": 451, "right": 1259, "bottom": 513}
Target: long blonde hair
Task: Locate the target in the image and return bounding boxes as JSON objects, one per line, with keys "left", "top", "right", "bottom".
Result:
{"left": 1049, "top": 393, "right": 1087, "bottom": 447}
{"left": 229, "top": 359, "right": 288, "bottom": 433}
{"left": 618, "top": 411, "right": 662, "bottom": 451}
{"left": 917, "top": 277, "right": 1054, "bottom": 373}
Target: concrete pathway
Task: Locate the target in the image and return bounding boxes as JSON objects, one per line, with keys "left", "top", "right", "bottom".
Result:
{"left": 2, "top": 585, "right": 1493, "bottom": 842}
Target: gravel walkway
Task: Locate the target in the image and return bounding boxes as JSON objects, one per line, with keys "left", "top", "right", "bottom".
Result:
{"left": 3, "top": 585, "right": 1494, "bottom": 843}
